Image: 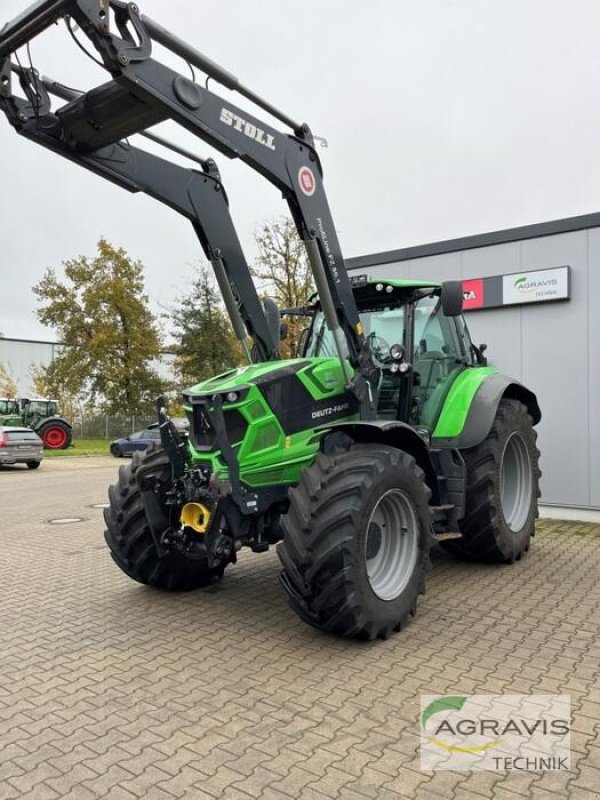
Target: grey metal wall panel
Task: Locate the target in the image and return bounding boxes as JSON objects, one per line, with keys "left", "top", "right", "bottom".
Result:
{"left": 587, "top": 230, "right": 600, "bottom": 507}
{"left": 0, "top": 339, "right": 59, "bottom": 395}
{"left": 519, "top": 232, "right": 589, "bottom": 506}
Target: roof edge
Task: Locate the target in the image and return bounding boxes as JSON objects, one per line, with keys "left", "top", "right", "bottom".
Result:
{"left": 346, "top": 211, "right": 600, "bottom": 270}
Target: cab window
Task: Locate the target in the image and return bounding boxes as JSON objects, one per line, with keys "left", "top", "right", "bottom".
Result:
{"left": 411, "top": 295, "right": 464, "bottom": 429}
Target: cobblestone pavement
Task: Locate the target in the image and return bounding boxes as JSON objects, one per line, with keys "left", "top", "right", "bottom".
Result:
{"left": 1, "top": 457, "right": 599, "bottom": 800}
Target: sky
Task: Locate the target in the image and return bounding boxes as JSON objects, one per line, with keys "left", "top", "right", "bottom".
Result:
{"left": 2, "top": 0, "right": 600, "bottom": 341}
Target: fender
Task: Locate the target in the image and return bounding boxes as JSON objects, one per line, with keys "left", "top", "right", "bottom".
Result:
{"left": 50, "top": 415, "right": 72, "bottom": 429}
{"left": 432, "top": 372, "right": 541, "bottom": 450}
{"left": 317, "top": 419, "right": 441, "bottom": 504}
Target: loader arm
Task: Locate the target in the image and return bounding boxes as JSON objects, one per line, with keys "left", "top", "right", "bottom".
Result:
{"left": 0, "top": 0, "right": 378, "bottom": 416}
{"left": 0, "top": 67, "right": 279, "bottom": 362}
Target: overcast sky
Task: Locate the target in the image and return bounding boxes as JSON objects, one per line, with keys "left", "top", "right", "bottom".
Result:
{"left": 2, "top": 0, "right": 600, "bottom": 340}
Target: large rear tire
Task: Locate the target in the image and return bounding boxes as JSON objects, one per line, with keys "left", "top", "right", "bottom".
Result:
{"left": 442, "top": 398, "right": 540, "bottom": 563}
{"left": 278, "top": 444, "right": 432, "bottom": 640}
{"left": 38, "top": 419, "right": 72, "bottom": 450}
{"left": 104, "top": 449, "right": 225, "bottom": 590}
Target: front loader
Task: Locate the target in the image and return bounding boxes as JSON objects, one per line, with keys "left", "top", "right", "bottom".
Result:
{"left": 0, "top": 1, "right": 541, "bottom": 640}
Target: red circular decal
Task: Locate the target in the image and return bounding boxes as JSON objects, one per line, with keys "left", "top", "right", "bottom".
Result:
{"left": 298, "top": 166, "right": 316, "bottom": 197}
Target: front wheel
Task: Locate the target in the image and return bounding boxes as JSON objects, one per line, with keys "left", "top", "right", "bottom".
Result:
{"left": 26, "top": 461, "right": 41, "bottom": 470}
{"left": 278, "top": 444, "right": 432, "bottom": 640}
{"left": 442, "top": 398, "right": 540, "bottom": 563}
{"left": 110, "top": 444, "right": 121, "bottom": 458}
{"left": 104, "top": 449, "right": 225, "bottom": 590}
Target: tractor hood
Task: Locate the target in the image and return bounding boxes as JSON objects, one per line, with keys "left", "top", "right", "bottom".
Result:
{"left": 183, "top": 359, "right": 312, "bottom": 397}
{"left": 181, "top": 357, "right": 359, "bottom": 472}
{"left": 183, "top": 357, "right": 354, "bottom": 403}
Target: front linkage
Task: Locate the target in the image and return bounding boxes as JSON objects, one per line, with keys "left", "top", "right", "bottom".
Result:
{"left": 143, "top": 397, "right": 287, "bottom": 569}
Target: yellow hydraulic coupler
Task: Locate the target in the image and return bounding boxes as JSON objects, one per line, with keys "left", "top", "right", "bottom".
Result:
{"left": 180, "top": 502, "right": 211, "bottom": 534}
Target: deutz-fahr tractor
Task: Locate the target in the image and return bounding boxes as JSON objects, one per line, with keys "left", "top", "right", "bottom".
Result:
{"left": 0, "top": 397, "right": 72, "bottom": 449}
{"left": 0, "top": 1, "right": 540, "bottom": 639}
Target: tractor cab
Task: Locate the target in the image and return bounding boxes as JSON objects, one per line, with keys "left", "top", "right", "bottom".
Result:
{"left": 303, "top": 277, "right": 478, "bottom": 431}
{"left": 20, "top": 398, "right": 59, "bottom": 425}
{"left": 0, "top": 398, "right": 20, "bottom": 416}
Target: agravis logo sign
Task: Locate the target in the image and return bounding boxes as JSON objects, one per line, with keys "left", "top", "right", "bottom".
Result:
{"left": 502, "top": 266, "right": 569, "bottom": 305}
{"left": 461, "top": 266, "right": 570, "bottom": 311}
{"left": 513, "top": 275, "right": 559, "bottom": 294}
{"left": 420, "top": 694, "right": 571, "bottom": 771}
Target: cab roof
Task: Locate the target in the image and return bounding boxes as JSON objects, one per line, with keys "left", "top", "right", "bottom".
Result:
{"left": 307, "top": 276, "right": 440, "bottom": 305}
{"left": 351, "top": 275, "right": 441, "bottom": 290}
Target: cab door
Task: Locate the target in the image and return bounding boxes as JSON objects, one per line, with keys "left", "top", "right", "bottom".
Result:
{"left": 409, "top": 295, "right": 467, "bottom": 431}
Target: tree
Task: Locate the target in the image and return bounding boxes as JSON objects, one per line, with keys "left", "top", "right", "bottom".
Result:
{"left": 33, "top": 238, "right": 164, "bottom": 415}
{"left": 170, "top": 266, "right": 240, "bottom": 386}
{"left": 252, "top": 217, "right": 315, "bottom": 358}
{"left": 0, "top": 362, "right": 18, "bottom": 397}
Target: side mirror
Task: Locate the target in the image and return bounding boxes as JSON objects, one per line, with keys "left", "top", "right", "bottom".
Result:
{"left": 279, "top": 321, "right": 289, "bottom": 341}
{"left": 441, "top": 281, "right": 463, "bottom": 316}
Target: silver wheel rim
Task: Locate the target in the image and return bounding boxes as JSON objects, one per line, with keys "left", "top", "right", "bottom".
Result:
{"left": 500, "top": 432, "right": 533, "bottom": 532}
{"left": 365, "top": 489, "right": 419, "bottom": 601}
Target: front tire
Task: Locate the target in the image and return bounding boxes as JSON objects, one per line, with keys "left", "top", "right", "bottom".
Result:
{"left": 278, "top": 444, "right": 432, "bottom": 640}
{"left": 443, "top": 398, "right": 540, "bottom": 563}
{"left": 110, "top": 444, "right": 121, "bottom": 458}
{"left": 26, "top": 461, "right": 41, "bottom": 470}
{"left": 104, "top": 449, "right": 225, "bottom": 590}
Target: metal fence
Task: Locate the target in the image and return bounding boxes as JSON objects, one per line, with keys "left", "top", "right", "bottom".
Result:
{"left": 71, "top": 416, "right": 157, "bottom": 440}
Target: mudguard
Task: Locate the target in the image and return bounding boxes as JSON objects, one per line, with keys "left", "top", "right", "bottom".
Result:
{"left": 317, "top": 419, "right": 440, "bottom": 503}
{"left": 432, "top": 372, "right": 541, "bottom": 450}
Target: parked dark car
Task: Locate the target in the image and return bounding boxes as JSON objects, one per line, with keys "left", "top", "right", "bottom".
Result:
{"left": 110, "top": 427, "right": 161, "bottom": 457}
{"left": 109, "top": 419, "right": 189, "bottom": 457}
{"left": 0, "top": 426, "right": 43, "bottom": 469}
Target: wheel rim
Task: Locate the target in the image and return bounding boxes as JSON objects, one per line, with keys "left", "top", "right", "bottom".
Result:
{"left": 44, "top": 426, "right": 67, "bottom": 449}
{"left": 365, "top": 489, "right": 419, "bottom": 601}
{"left": 500, "top": 432, "right": 533, "bottom": 532}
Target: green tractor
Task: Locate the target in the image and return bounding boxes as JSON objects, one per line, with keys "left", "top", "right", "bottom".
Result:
{"left": 103, "top": 277, "right": 540, "bottom": 639}
{"left": 0, "top": 398, "right": 73, "bottom": 450}
{"left": 0, "top": 1, "right": 540, "bottom": 639}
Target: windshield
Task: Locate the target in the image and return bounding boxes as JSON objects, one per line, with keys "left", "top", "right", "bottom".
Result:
{"left": 0, "top": 400, "right": 19, "bottom": 415}
{"left": 305, "top": 306, "right": 406, "bottom": 361}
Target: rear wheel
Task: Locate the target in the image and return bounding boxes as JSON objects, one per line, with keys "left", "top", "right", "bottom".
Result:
{"left": 104, "top": 449, "right": 225, "bottom": 590}
{"left": 38, "top": 420, "right": 72, "bottom": 450}
{"left": 278, "top": 444, "right": 432, "bottom": 640}
{"left": 26, "top": 461, "right": 41, "bottom": 470}
{"left": 443, "top": 399, "right": 540, "bottom": 563}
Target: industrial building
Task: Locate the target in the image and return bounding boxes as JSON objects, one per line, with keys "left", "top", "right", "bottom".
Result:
{"left": 347, "top": 212, "right": 600, "bottom": 519}
{"left": 0, "top": 337, "right": 61, "bottom": 395}
{"left": 4, "top": 212, "right": 598, "bottom": 518}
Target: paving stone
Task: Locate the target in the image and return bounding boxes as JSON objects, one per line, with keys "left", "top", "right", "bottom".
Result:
{"left": 0, "top": 462, "right": 598, "bottom": 800}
